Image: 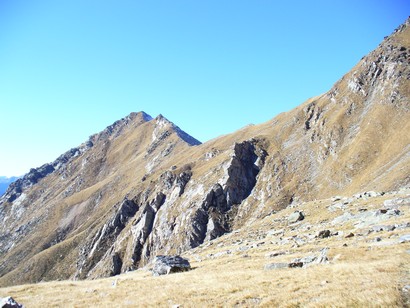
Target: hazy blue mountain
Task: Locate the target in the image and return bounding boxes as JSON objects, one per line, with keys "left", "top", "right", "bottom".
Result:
{"left": 0, "top": 176, "right": 19, "bottom": 196}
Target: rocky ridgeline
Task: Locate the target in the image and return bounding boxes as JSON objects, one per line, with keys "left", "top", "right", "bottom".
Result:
{"left": 1, "top": 147, "right": 85, "bottom": 203}
{"left": 0, "top": 112, "right": 154, "bottom": 205}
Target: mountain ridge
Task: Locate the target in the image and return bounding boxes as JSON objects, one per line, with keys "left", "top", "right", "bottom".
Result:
{"left": 0, "top": 177, "right": 19, "bottom": 197}
{"left": 0, "top": 17, "right": 409, "bottom": 287}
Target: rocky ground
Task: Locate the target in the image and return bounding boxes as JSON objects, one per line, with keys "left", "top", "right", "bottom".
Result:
{"left": 1, "top": 188, "right": 409, "bottom": 307}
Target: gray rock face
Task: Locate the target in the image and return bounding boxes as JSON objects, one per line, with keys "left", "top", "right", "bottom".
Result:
{"left": 0, "top": 297, "right": 24, "bottom": 308}
{"left": 224, "top": 140, "right": 267, "bottom": 208}
{"left": 74, "top": 167, "right": 193, "bottom": 279}
{"left": 75, "top": 197, "right": 140, "bottom": 278}
{"left": 191, "top": 139, "right": 267, "bottom": 245}
{"left": 288, "top": 211, "right": 304, "bottom": 223}
{"left": 152, "top": 255, "right": 191, "bottom": 276}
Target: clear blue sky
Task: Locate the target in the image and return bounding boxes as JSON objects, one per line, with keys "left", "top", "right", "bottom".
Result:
{"left": 0, "top": 1, "right": 408, "bottom": 177}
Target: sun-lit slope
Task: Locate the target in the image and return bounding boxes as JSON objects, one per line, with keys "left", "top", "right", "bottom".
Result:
{"left": 0, "top": 18, "right": 409, "bottom": 287}
{"left": 229, "top": 18, "right": 410, "bottom": 226}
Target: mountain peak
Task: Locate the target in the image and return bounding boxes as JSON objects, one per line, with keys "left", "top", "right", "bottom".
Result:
{"left": 153, "top": 113, "right": 201, "bottom": 146}
{"left": 133, "top": 111, "right": 153, "bottom": 122}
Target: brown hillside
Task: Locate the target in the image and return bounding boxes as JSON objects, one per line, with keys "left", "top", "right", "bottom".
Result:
{"left": 0, "top": 17, "right": 409, "bottom": 288}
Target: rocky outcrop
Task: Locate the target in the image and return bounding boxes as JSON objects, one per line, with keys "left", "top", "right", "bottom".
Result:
{"left": 190, "top": 139, "right": 267, "bottom": 246}
{"left": 74, "top": 167, "right": 194, "bottom": 279}
{"left": 152, "top": 255, "right": 191, "bottom": 276}
{"left": 75, "top": 197, "right": 139, "bottom": 279}
{"left": 0, "top": 297, "right": 24, "bottom": 308}
{"left": 72, "top": 139, "right": 267, "bottom": 280}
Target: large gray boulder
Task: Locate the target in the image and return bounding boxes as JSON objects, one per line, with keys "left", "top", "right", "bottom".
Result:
{"left": 0, "top": 297, "right": 24, "bottom": 308}
{"left": 152, "top": 255, "right": 191, "bottom": 276}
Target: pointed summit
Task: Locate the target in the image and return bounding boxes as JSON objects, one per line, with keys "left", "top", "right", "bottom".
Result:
{"left": 132, "top": 111, "right": 153, "bottom": 122}
{"left": 153, "top": 113, "right": 201, "bottom": 146}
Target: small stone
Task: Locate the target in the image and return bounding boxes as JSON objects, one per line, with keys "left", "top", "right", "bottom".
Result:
{"left": 375, "top": 237, "right": 382, "bottom": 242}
{"left": 396, "top": 222, "right": 410, "bottom": 229}
{"left": 343, "top": 243, "right": 348, "bottom": 247}
{"left": 345, "top": 232, "right": 355, "bottom": 238}
{"left": 264, "top": 263, "right": 289, "bottom": 270}
{"left": 321, "top": 280, "right": 329, "bottom": 285}
{"left": 288, "top": 211, "right": 305, "bottom": 223}
{"left": 317, "top": 230, "right": 331, "bottom": 239}
{"left": 265, "top": 251, "right": 286, "bottom": 258}
{"left": 386, "top": 209, "right": 401, "bottom": 216}
{"left": 331, "top": 196, "right": 342, "bottom": 202}
{"left": 372, "top": 226, "right": 383, "bottom": 232}
{"left": 288, "top": 262, "right": 303, "bottom": 268}
{"left": 399, "top": 234, "right": 410, "bottom": 243}
{"left": 364, "top": 191, "right": 379, "bottom": 198}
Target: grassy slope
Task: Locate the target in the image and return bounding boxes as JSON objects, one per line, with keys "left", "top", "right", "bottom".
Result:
{"left": 1, "top": 189, "right": 409, "bottom": 307}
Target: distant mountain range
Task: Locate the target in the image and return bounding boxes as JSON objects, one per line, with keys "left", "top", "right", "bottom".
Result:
{"left": 0, "top": 176, "right": 19, "bottom": 196}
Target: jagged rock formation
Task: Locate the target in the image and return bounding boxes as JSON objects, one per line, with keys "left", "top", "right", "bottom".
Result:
{"left": 0, "top": 18, "right": 409, "bottom": 287}
{"left": 0, "top": 296, "right": 24, "bottom": 308}
{"left": 0, "top": 177, "right": 19, "bottom": 197}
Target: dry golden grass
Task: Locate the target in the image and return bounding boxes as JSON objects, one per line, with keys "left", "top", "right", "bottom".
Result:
{"left": 1, "top": 190, "right": 409, "bottom": 307}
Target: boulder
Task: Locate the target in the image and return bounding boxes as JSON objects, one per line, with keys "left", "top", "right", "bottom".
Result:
{"left": 264, "top": 263, "right": 289, "bottom": 270}
{"left": 0, "top": 297, "right": 24, "bottom": 308}
{"left": 152, "top": 255, "right": 191, "bottom": 276}
{"left": 399, "top": 234, "right": 410, "bottom": 243}
{"left": 288, "top": 211, "right": 304, "bottom": 223}
{"left": 292, "top": 247, "right": 329, "bottom": 267}
{"left": 317, "top": 230, "right": 331, "bottom": 238}
{"left": 265, "top": 251, "right": 286, "bottom": 258}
